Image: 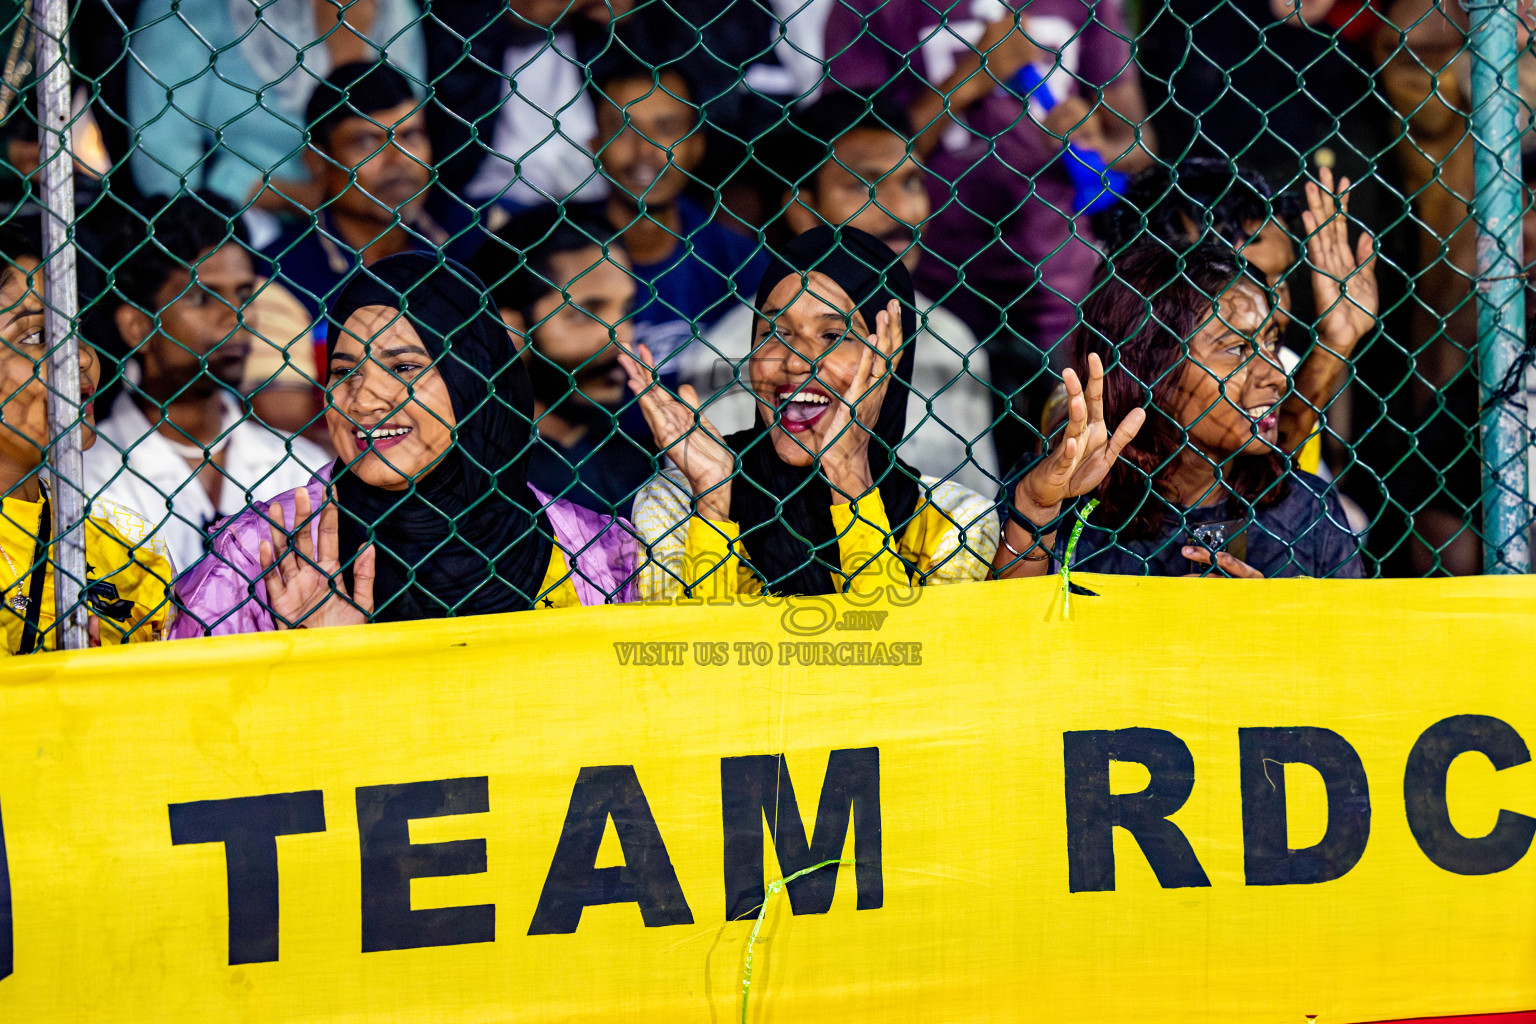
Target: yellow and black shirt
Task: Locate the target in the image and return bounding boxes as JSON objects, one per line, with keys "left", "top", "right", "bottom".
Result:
{"left": 0, "top": 494, "right": 175, "bottom": 653}
{"left": 634, "top": 468, "right": 999, "bottom": 601}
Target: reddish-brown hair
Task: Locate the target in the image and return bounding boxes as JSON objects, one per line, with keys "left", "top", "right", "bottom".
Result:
{"left": 1073, "top": 242, "right": 1287, "bottom": 540}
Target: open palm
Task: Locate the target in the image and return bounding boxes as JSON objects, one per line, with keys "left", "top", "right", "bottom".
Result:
{"left": 1304, "top": 166, "right": 1378, "bottom": 356}
{"left": 618, "top": 341, "right": 734, "bottom": 517}
{"left": 258, "top": 486, "right": 376, "bottom": 629}
{"left": 1017, "top": 353, "right": 1146, "bottom": 513}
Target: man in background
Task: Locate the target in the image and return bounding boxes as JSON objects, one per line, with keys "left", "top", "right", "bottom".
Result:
{"left": 425, "top": 0, "right": 622, "bottom": 207}
{"left": 472, "top": 206, "right": 651, "bottom": 517}
{"left": 263, "top": 61, "right": 472, "bottom": 322}
{"left": 85, "top": 193, "right": 327, "bottom": 571}
{"left": 587, "top": 56, "right": 766, "bottom": 376}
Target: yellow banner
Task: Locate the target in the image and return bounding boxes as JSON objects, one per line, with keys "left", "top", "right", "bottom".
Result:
{"left": 0, "top": 575, "right": 1532, "bottom": 1023}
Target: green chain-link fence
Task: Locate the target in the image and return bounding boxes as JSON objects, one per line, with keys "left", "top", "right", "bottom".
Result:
{"left": 0, "top": 0, "right": 1527, "bottom": 648}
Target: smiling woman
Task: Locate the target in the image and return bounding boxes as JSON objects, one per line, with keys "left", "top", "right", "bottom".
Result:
{"left": 0, "top": 222, "right": 175, "bottom": 652}
{"left": 628, "top": 226, "right": 998, "bottom": 599}
{"left": 993, "top": 242, "right": 1363, "bottom": 580}
{"left": 169, "top": 253, "right": 638, "bottom": 635}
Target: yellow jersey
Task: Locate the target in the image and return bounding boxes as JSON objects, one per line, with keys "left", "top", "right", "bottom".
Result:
{"left": 634, "top": 469, "right": 999, "bottom": 601}
{"left": 0, "top": 494, "right": 176, "bottom": 653}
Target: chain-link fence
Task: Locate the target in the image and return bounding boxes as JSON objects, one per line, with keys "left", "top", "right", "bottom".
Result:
{"left": 0, "top": 0, "right": 1527, "bottom": 649}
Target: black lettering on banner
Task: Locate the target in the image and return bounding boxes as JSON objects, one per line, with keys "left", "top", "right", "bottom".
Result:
{"left": 0, "top": 799, "right": 11, "bottom": 981}
{"left": 720, "top": 747, "right": 883, "bottom": 921}
{"left": 167, "top": 790, "right": 327, "bottom": 965}
{"left": 528, "top": 765, "right": 693, "bottom": 935}
{"left": 1063, "top": 729, "right": 1211, "bottom": 892}
{"left": 356, "top": 777, "right": 495, "bottom": 953}
{"left": 1404, "top": 715, "right": 1536, "bottom": 875}
{"left": 1239, "top": 727, "right": 1371, "bottom": 885}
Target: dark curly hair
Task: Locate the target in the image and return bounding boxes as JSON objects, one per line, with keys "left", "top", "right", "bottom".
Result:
{"left": 111, "top": 192, "right": 249, "bottom": 313}
{"left": 1075, "top": 240, "right": 1289, "bottom": 540}
{"left": 1097, "top": 157, "right": 1301, "bottom": 254}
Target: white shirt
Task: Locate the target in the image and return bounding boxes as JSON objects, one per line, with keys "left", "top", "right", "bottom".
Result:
{"left": 83, "top": 391, "right": 329, "bottom": 574}
{"left": 742, "top": 0, "right": 836, "bottom": 100}
{"left": 677, "top": 293, "right": 1000, "bottom": 495}
{"left": 465, "top": 31, "right": 609, "bottom": 206}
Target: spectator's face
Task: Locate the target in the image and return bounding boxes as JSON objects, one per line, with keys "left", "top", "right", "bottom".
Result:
{"left": 750, "top": 271, "right": 883, "bottom": 468}
{"left": 326, "top": 306, "right": 455, "bottom": 491}
{"left": 802, "top": 130, "right": 928, "bottom": 273}
{"left": 138, "top": 243, "right": 257, "bottom": 395}
{"left": 508, "top": 0, "right": 626, "bottom": 28}
{"left": 511, "top": 245, "right": 635, "bottom": 411}
{"left": 1170, "top": 279, "right": 1285, "bottom": 458}
{"left": 0, "top": 257, "right": 99, "bottom": 467}
{"left": 592, "top": 73, "right": 703, "bottom": 212}
{"left": 319, "top": 103, "right": 432, "bottom": 222}
{"left": 1238, "top": 218, "right": 1297, "bottom": 330}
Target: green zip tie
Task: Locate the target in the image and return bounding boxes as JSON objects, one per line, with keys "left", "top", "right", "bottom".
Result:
{"left": 740, "top": 858, "right": 853, "bottom": 1024}
{"left": 1060, "top": 498, "right": 1099, "bottom": 619}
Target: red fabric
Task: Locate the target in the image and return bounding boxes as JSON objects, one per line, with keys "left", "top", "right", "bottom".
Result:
{"left": 1359, "top": 1013, "right": 1536, "bottom": 1024}
{"left": 1325, "top": 0, "right": 1390, "bottom": 47}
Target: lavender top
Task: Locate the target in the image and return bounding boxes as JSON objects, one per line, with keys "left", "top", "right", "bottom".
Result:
{"left": 169, "top": 472, "right": 638, "bottom": 637}
{"left": 825, "top": 0, "right": 1137, "bottom": 339}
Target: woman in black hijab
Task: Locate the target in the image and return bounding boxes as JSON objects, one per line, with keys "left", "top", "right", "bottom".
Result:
{"left": 172, "top": 253, "right": 637, "bottom": 634}
{"left": 624, "top": 226, "right": 998, "bottom": 599}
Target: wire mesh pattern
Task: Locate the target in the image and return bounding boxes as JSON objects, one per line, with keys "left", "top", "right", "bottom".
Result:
{"left": 0, "top": 0, "right": 1525, "bottom": 645}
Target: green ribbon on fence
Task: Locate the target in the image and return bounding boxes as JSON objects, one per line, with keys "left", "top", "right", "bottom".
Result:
{"left": 740, "top": 858, "right": 854, "bottom": 1024}
{"left": 1060, "top": 498, "right": 1099, "bottom": 619}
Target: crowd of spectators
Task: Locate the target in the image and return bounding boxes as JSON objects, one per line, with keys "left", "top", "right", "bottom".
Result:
{"left": 0, "top": 0, "right": 1511, "bottom": 647}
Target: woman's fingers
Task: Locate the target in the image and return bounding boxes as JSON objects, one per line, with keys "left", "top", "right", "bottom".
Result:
{"left": 318, "top": 499, "right": 340, "bottom": 569}
{"left": 675, "top": 384, "right": 728, "bottom": 444}
{"left": 353, "top": 544, "right": 377, "bottom": 614}
{"left": 619, "top": 353, "right": 684, "bottom": 445}
{"left": 1181, "top": 546, "right": 1212, "bottom": 568}
{"left": 676, "top": 383, "right": 704, "bottom": 414}
{"left": 616, "top": 349, "right": 648, "bottom": 396}
{"left": 1301, "top": 209, "right": 1319, "bottom": 246}
{"left": 1104, "top": 406, "right": 1146, "bottom": 462}
{"left": 1056, "top": 434, "right": 1079, "bottom": 471}
{"left": 615, "top": 339, "right": 657, "bottom": 372}
{"left": 1355, "top": 228, "right": 1377, "bottom": 273}
{"left": 259, "top": 539, "right": 287, "bottom": 601}
{"left": 1084, "top": 352, "right": 1105, "bottom": 424}
{"left": 617, "top": 341, "right": 664, "bottom": 401}
{"left": 1180, "top": 547, "right": 1264, "bottom": 578}
{"left": 880, "top": 300, "right": 903, "bottom": 362}
{"left": 293, "top": 487, "right": 315, "bottom": 566}
{"left": 263, "top": 518, "right": 289, "bottom": 585}
{"left": 1215, "top": 552, "right": 1264, "bottom": 578}
{"left": 1033, "top": 435, "right": 1078, "bottom": 499}
{"left": 1059, "top": 366, "right": 1087, "bottom": 448}
{"left": 847, "top": 329, "right": 877, "bottom": 410}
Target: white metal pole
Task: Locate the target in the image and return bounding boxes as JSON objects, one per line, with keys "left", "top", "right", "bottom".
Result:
{"left": 34, "top": 0, "right": 85, "bottom": 649}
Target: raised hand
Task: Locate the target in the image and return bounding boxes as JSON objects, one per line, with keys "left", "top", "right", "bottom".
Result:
{"left": 1303, "top": 166, "right": 1378, "bottom": 357}
{"left": 820, "top": 299, "right": 902, "bottom": 503}
{"left": 1042, "top": 97, "right": 1108, "bottom": 155}
{"left": 617, "top": 341, "right": 735, "bottom": 520}
{"left": 975, "top": 9, "right": 1040, "bottom": 87}
{"left": 1014, "top": 353, "right": 1146, "bottom": 522}
{"left": 258, "top": 486, "right": 376, "bottom": 629}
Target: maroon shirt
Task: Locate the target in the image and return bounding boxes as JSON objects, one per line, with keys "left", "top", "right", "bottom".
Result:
{"left": 825, "top": 0, "right": 1137, "bottom": 346}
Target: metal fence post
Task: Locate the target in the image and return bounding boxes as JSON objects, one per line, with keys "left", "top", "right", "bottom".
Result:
{"left": 35, "top": 0, "right": 86, "bottom": 647}
{"left": 1464, "top": 0, "right": 1531, "bottom": 574}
